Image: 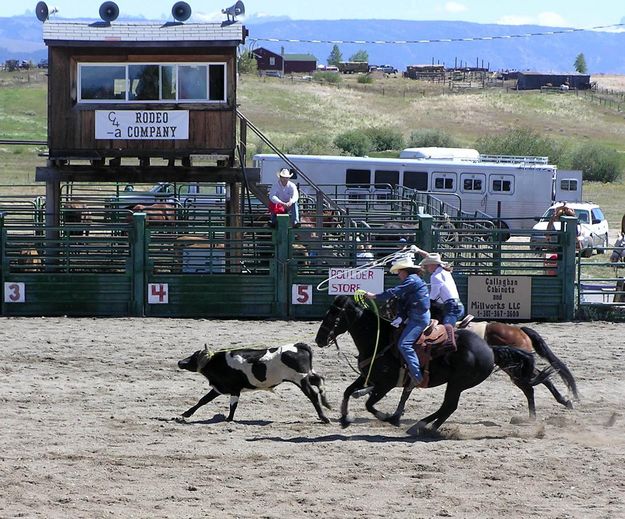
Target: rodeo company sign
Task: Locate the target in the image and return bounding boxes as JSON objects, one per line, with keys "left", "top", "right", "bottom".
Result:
{"left": 468, "top": 276, "right": 531, "bottom": 320}
{"left": 95, "top": 110, "right": 189, "bottom": 140}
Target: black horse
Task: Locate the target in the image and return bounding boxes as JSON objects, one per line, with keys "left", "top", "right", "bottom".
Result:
{"left": 315, "top": 296, "right": 552, "bottom": 432}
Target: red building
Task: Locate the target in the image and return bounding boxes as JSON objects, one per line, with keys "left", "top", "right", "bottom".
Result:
{"left": 253, "top": 47, "right": 316, "bottom": 76}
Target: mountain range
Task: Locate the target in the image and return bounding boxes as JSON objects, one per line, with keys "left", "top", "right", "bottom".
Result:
{"left": 2, "top": 14, "right": 624, "bottom": 74}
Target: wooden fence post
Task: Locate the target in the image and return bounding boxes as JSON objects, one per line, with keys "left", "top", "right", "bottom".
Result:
{"left": 561, "top": 216, "right": 577, "bottom": 320}
{"left": 131, "top": 212, "right": 146, "bottom": 317}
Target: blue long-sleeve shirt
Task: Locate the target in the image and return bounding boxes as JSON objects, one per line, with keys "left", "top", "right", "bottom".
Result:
{"left": 376, "top": 273, "right": 430, "bottom": 319}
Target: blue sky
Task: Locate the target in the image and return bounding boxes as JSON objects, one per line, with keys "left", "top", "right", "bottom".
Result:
{"left": 9, "top": 0, "right": 624, "bottom": 29}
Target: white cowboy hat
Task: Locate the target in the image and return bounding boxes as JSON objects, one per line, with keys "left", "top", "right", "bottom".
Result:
{"left": 389, "top": 254, "right": 420, "bottom": 273}
{"left": 277, "top": 168, "right": 293, "bottom": 178}
{"left": 419, "top": 252, "right": 448, "bottom": 268}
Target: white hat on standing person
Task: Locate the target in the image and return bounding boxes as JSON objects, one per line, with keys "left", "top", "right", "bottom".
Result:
{"left": 389, "top": 254, "right": 421, "bottom": 274}
{"left": 277, "top": 168, "right": 293, "bottom": 178}
{"left": 419, "top": 252, "right": 449, "bottom": 268}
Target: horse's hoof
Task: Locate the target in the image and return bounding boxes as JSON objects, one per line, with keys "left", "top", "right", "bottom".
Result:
{"left": 352, "top": 386, "right": 374, "bottom": 399}
{"left": 340, "top": 416, "right": 352, "bottom": 429}
{"left": 386, "top": 415, "right": 401, "bottom": 427}
{"left": 406, "top": 421, "right": 427, "bottom": 436}
{"left": 320, "top": 415, "right": 331, "bottom": 424}
{"left": 565, "top": 400, "right": 574, "bottom": 409}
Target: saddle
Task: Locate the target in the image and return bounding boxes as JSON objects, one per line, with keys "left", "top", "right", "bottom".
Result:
{"left": 394, "top": 320, "right": 457, "bottom": 389}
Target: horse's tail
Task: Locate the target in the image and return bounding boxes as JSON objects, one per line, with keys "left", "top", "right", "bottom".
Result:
{"left": 520, "top": 326, "right": 579, "bottom": 400}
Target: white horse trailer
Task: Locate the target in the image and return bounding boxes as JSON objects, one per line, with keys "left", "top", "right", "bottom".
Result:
{"left": 253, "top": 149, "right": 583, "bottom": 230}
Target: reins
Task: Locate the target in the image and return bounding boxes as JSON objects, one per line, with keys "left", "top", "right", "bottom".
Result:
{"left": 354, "top": 289, "right": 382, "bottom": 386}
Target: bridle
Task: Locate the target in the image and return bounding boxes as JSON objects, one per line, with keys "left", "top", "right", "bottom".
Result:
{"left": 319, "top": 296, "right": 388, "bottom": 383}
{"left": 318, "top": 298, "right": 362, "bottom": 375}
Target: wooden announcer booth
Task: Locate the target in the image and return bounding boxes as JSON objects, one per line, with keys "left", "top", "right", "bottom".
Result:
{"left": 34, "top": 1, "right": 250, "bottom": 226}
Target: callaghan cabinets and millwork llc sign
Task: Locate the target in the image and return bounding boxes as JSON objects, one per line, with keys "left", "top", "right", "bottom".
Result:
{"left": 327, "top": 268, "right": 384, "bottom": 295}
{"left": 95, "top": 110, "right": 189, "bottom": 140}
{"left": 468, "top": 276, "right": 531, "bottom": 320}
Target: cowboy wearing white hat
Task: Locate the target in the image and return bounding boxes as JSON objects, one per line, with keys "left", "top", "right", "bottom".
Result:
{"left": 269, "top": 168, "right": 299, "bottom": 226}
{"left": 418, "top": 250, "right": 465, "bottom": 327}
{"left": 365, "top": 252, "right": 430, "bottom": 387}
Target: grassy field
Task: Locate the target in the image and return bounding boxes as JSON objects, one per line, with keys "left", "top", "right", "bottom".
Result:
{"left": 0, "top": 70, "right": 623, "bottom": 230}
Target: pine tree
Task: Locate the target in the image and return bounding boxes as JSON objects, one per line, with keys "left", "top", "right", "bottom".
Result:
{"left": 349, "top": 50, "right": 369, "bottom": 63}
{"left": 328, "top": 45, "right": 342, "bottom": 66}
{"left": 574, "top": 53, "right": 588, "bottom": 74}
{"left": 237, "top": 48, "right": 257, "bottom": 74}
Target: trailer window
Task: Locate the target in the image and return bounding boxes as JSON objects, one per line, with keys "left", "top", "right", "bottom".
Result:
{"left": 460, "top": 174, "right": 485, "bottom": 193}
{"left": 403, "top": 171, "right": 428, "bottom": 190}
{"left": 346, "top": 169, "right": 371, "bottom": 187}
{"left": 491, "top": 176, "right": 514, "bottom": 193}
{"left": 374, "top": 170, "right": 399, "bottom": 187}
{"left": 432, "top": 173, "right": 455, "bottom": 191}
{"left": 559, "top": 179, "right": 578, "bottom": 191}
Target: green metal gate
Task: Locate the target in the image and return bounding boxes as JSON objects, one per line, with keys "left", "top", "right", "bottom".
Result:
{"left": 0, "top": 212, "right": 577, "bottom": 320}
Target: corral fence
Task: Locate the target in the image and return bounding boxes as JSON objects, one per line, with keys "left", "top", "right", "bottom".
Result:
{"left": 576, "top": 246, "right": 625, "bottom": 321}
{"left": 1, "top": 210, "right": 578, "bottom": 320}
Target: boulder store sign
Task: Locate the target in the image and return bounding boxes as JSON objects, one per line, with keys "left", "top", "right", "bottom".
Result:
{"left": 95, "top": 110, "right": 189, "bottom": 140}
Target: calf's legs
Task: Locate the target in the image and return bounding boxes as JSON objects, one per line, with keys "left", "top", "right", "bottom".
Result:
{"left": 182, "top": 389, "right": 241, "bottom": 421}
{"left": 298, "top": 377, "right": 331, "bottom": 423}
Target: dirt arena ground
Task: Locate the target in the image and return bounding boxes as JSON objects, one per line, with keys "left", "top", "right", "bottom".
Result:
{"left": 1, "top": 317, "right": 623, "bottom": 518}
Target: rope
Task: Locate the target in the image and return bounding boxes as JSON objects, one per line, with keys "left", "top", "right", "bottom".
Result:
{"left": 316, "top": 246, "right": 412, "bottom": 292}
{"left": 354, "top": 289, "right": 381, "bottom": 387}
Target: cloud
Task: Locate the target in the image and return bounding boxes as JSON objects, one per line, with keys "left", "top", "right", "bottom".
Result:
{"left": 192, "top": 10, "right": 231, "bottom": 23}
{"left": 497, "top": 12, "right": 569, "bottom": 27}
{"left": 536, "top": 12, "right": 568, "bottom": 27}
{"left": 444, "top": 2, "right": 468, "bottom": 14}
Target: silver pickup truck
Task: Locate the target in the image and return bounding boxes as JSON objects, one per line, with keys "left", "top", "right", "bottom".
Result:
{"left": 107, "top": 182, "right": 226, "bottom": 209}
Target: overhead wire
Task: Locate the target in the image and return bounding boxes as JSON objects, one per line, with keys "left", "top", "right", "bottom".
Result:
{"left": 249, "top": 23, "right": 625, "bottom": 46}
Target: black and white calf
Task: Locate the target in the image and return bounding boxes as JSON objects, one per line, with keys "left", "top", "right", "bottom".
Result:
{"left": 177, "top": 342, "right": 331, "bottom": 423}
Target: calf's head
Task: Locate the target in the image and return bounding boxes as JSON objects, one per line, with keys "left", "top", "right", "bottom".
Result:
{"left": 178, "top": 345, "right": 213, "bottom": 372}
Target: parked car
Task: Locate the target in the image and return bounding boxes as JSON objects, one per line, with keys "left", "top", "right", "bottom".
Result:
{"left": 106, "top": 182, "right": 225, "bottom": 210}
{"left": 531, "top": 202, "right": 609, "bottom": 257}
{"left": 37, "top": 59, "right": 48, "bottom": 69}
{"left": 377, "top": 65, "right": 398, "bottom": 74}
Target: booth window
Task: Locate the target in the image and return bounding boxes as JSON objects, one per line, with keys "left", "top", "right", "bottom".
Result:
{"left": 80, "top": 65, "right": 126, "bottom": 100}
{"left": 179, "top": 65, "right": 208, "bottom": 100}
{"left": 78, "top": 62, "right": 227, "bottom": 103}
{"left": 129, "top": 64, "right": 160, "bottom": 100}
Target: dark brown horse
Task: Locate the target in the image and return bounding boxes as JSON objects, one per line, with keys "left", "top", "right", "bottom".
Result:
{"left": 430, "top": 306, "right": 578, "bottom": 418}
{"left": 315, "top": 296, "right": 551, "bottom": 432}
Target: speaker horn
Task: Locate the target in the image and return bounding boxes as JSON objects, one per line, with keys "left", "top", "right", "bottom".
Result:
{"left": 99, "top": 1, "right": 119, "bottom": 23}
{"left": 35, "top": 1, "right": 49, "bottom": 22}
{"left": 222, "top": 0, "right": 245, "bottom": 23}
{"left": 172, "top": 1, "right": 192, "bottom": 22}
